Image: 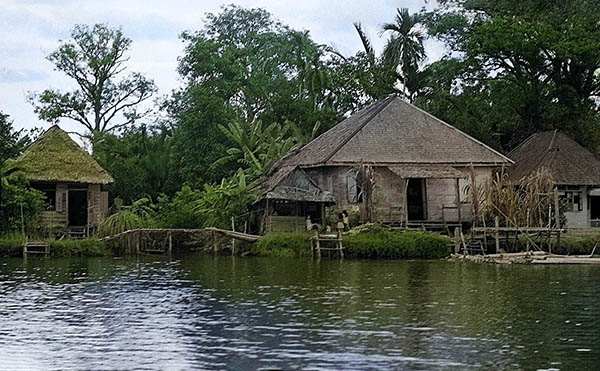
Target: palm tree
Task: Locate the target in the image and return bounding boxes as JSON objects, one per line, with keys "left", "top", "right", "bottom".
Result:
{"left": 381, "top": 8, "right": 426, "bottom": 100}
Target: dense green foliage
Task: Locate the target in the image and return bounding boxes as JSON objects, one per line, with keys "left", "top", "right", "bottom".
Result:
{"left": 344, "top": 225, "right": 452, "bottom": 259}
{"left": 419, "top": 0, "right": 600, "bottom": 151}
{"left": 0, "top": 112, "right": 30, "bottom": 164}
{"left": 252, "top": 232, "right": 313, "bottom": 258}
{"left": 0, "top": 173, "right": 45, "bottom": 233}
{"left": 252, "top": 226, "right": 452, "bottom": 259}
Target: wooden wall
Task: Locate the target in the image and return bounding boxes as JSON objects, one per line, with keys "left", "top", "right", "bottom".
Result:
{"left": 39, "top": 182, "right": 110, "bottom": 231}
{"left": 304, "top": 165, "right": 496, "bottom": 223}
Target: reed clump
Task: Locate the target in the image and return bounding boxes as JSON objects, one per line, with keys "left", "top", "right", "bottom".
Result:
{"left": 480, "top": 169, "right": 559, "bottom": 228}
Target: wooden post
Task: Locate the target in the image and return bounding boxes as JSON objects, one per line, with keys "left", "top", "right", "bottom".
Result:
{"left": 404, "top": 179, "right": 409, "bottom": 229}
{"left": 168, "top": 231, "right": 172, "bottom": 254}
{"left": 495, "top": 216, "right": 500, "bottom": 254}
{"left": 554, "top": 187, "right": 561, "bottom": 249}
{"left": 453, "top": 227, "right": 460, "bottom": 254}
{"left": 136, "top": 231, "right": 140, "bottom": 254}
{"left": 455, "top": 178, "right": 462, "bottom": 225}
{"left": 231, "top": 216, "right": 236, "bottom": 256}
{"left": 212, "top": 231, "right": 216, "bottom": 254}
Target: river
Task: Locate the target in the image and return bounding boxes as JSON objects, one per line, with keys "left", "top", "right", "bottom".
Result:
{"left": 0, "top": 255, "right": 598, "bottom": 370}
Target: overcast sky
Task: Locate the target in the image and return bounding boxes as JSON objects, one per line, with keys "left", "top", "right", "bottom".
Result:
{"left": 1, "top": 0, "right": 442, "bottom": 134}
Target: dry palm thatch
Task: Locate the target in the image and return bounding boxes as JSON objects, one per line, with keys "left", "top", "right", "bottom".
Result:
{"left": 356, "top": 164, "right": 378, "bottom": 222}
{"left": 481, "top": 168, "right": 557, "bottom": 228}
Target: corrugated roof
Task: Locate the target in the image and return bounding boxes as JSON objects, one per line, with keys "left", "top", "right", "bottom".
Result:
{"left": 280, "top": 96, "right": 512, "bottom": 167}
{"left": 508, "top": 130, "right": 600, "bottom": 185}
{"left": 14, "top": 125, "right": 114, "bottom": 185}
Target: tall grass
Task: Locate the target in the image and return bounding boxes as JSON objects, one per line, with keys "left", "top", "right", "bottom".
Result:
{"left": 480, "top": 169, "right": 557, "bottom": 227}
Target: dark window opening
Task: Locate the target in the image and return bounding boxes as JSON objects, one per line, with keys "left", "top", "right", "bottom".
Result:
{"left": 43, "top": 190, "right": 56, "bottom": 211}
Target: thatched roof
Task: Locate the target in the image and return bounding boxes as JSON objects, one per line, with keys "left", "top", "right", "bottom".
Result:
{"left": 388, "top": 165, "right": 467, "bottom": 179}
{"left": 253, "top": 166, "right": 334, "bottom": 203}
{"left": 508, "top": 130, "right": 600, "bottom": 185}
{"left": 280, "top": 96, "right": 512, "bottom": 167}
{"left": 14, "top": 125, "right": 114, "bottom": 185}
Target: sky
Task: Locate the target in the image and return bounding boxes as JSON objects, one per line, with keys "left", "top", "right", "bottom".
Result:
{"left": 0, "top": 0, "right": 443, "bottom": 135}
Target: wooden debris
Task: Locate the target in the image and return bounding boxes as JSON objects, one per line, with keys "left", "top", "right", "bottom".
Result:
{"left": 451, "top": 251, "right": 600, "bottom": 265}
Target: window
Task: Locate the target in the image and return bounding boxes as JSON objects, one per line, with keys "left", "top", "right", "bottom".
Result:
{"left": 43, "top": 190, "right": 56, "bottom": 211}
{"left": 347, "top": 172, "right": 363, "bottom": 203}
{"left": 559, "top": 188, "right": 583, "bottom": 212}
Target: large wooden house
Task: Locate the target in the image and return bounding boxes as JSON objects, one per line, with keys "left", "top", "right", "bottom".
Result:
{"left": 256, "top": 96, "right": 512, "bottom": 231}
{"left": 14, "top": 126, "right": 113, "bottom": 236}
{"left": 509, "top": 130, "right": 600, "bottom": 229}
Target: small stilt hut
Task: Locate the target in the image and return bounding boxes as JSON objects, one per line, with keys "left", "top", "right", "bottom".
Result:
{"left": 509, "top": 130, "right": 600, "bottom": 229}
{"left": 13, "top": 125, "right": 113, "bottom": 237}
{"left": 252, "top": 166, "right": 334, "bottom": 233}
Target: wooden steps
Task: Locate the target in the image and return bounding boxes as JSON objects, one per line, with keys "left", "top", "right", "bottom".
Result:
{"left": 311, "top": 231, "right": 344, "bottom": 259}
{"left": 68, "top": 226, "right": 87, "bottom": 240}
{"left": 23, "top": 241, "right": 50, "bottom": 257}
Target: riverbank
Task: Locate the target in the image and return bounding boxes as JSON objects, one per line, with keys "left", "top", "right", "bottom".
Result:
{"left": 0, "top": 233, "right": 111, "bottom": 257}
{"left": 252, "top": 224, "right": 452, "bottom": 259}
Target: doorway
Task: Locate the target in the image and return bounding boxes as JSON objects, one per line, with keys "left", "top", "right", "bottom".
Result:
{"left": 590, "top": 195, "right": 600, "bottom": 222}
{"left": 407, "top": 178, "right": 426, "bottom": 220}
{"left": 68, "top": 190, "right": 88, "bottom": 226}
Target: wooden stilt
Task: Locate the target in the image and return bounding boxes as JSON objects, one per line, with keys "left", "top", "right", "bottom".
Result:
{"left": 495, "top": 216, "right": 500, "bottom": 254}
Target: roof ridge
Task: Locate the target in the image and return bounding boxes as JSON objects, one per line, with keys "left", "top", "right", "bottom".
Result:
{"left": 404, "top": 100, "right": 514, "bottom": 164}
{"left": 322, "top": 95, "right": 395, "bottom": 163}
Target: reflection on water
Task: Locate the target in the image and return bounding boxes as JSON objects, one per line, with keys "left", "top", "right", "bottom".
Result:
{"left": 0, "top": 255, "right": 599, "bottom": 370}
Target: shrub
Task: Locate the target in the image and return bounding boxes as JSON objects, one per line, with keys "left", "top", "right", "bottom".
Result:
{"left": 49, "top": 238, "right": 110, "bottom": 257}
{"left": 0, "top": 234, "right": 111, "bottom": 257}
{"left": 155, "top": 185, "right": 204, "bottom": 228}
{"left": 252, "top": 232, "right": 313, "bottom": 257}
{"left": 98, "top": 210, "right": 144, "bottom": 237}
{"left": 251, "top": 226, "right": 452, "bottom": 260}
{"left": 0, "top": 232, "right": 26, "bottom": 257}
{"left": 344, "top": 229, "right": 451, "bottom": 259}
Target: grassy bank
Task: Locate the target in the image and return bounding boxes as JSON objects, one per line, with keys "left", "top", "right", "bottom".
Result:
{"left": 252, "top": 224, "right": 452, "bottom": 259}
{"left": 0, "top": 233, "right": 111, "bottom": 257}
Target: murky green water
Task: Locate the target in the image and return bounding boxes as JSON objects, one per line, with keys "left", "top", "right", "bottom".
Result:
{"left": 0, "top": 255, "right": 599, "bottom": 370}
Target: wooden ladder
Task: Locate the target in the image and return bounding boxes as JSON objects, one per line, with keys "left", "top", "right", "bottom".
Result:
{"left": 311, "top": 230, "right": 344, "bottom": 259}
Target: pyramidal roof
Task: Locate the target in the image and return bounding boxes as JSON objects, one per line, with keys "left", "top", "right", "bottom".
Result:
{"left": 281, "top": 96, "right": 512, "bottom": 167}
{"left": 508, "top": 130, "right": 600, "bottom": 185}
{"left": 14, "top": 125, "right": 114, "bottom": 184}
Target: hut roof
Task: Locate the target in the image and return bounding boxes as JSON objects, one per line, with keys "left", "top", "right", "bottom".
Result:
{"left": 280, "top": 96, "right": 512, "bottom": 167}
{"left": 508, "top": 130, "right": 600, "bottom": 185}
{"left": 253, "top": 166, "right": 334, "bottom": 203}
{"left": 14, "top": 125, "right": 114, "bottom": 185}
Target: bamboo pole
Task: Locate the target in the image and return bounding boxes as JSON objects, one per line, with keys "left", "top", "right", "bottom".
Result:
{"left": 495, "top": 216, "right": 500, "bottom": 254}
{"left": 231, "top": 216, "right": 236, "bottom": 256}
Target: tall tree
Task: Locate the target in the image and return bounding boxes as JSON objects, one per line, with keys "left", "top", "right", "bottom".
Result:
{"left": 381, "top": 8, "right": 427, "bottom": 101}
{"left": 0, "top": 112, "right": 30, "bottom": 164}
{"left": 422, "top": 0, "right": 600, "bottom": 150}
{"left": 29, "top": 24, "right": 157, "bottom": 140}
{"left": 170, "top": 5, "right": 343, "bottom": 185}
